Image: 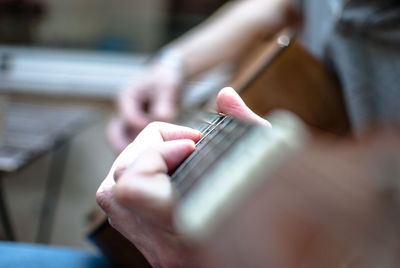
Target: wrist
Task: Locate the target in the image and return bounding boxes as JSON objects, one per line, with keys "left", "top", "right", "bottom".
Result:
{"left": 154, "top": 48, "right": 186, "bottom": 82}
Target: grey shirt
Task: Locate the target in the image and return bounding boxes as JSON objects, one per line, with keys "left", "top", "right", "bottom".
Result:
{"left": 302, "top": 0, "right": 400, "bottom": 135}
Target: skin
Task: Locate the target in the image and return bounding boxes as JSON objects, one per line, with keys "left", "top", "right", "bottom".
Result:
{"left": 97, "top": 87, "right": 270, "bottom": 267}
{"left": 107, "top": 0, "right": 298, "bottom": 152}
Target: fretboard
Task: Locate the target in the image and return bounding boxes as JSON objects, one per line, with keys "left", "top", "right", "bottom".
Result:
{"left": 171, "top": 114, "right": 254, "bottom": 198}
{"left": 172, "top": 111, "right": 308, "bottom": 240}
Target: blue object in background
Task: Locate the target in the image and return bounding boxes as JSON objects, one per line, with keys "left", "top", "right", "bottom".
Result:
{"left": 95, "top": 35, "right": 136, "bottom": 52}
{"left": 0, "top": 242, "right": 111, "bottom": 268}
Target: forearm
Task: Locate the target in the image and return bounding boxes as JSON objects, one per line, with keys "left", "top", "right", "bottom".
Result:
{"left": 163, "top": 0, "right": 297, "bottom": 79}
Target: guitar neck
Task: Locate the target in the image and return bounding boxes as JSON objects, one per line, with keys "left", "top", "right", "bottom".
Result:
{"left": 172, "top": 111, "right": 309, "bottom": 240}
{"left": 171, "top": 114, "right": 252, "bottom": 197}
{"left": 170, "top": 30, "right": 310, "bottom": 240}
{"left": 229, "top": 28, "right": 295, "bottom": 94}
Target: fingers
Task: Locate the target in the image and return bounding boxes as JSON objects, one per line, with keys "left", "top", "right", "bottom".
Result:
{"left": 109, "top": 122, "right": 200, "bottom": 179}
{"left": 119, "top": 83, "right": 179, "bottom": 134}
{"left": 114, "top": 169, "right": 173, "bottom": 224}
{"left": 118, "top": 84, "right": 152, "bottom": 129}
{"left": 113, "top": 140, "right": 195, "bottom": 224}
{"left": 151, "top": 93, "right": 177, "bottom": 123}
{"left": 137, "top": 121, "right": 201, "bottom": 143}
{"left": 150, "top": 78, "right": 180, "bottom": 123}
{"left": 216, "top": 87, "right": 271, "bottom": 127}
{"left": 159, "top": 139, "right": 196, "bottom": 172}
{"left": 117, "top": 64, "right": 183, "bottom": 133}
{"left": 114, "top": 139, "right": 196, "bottom": 182}
{"left": 156, "top": 123, "right": 201, "bottom": 142}
{"left": 107, "top": 116, "right": 139, "bottom": 153}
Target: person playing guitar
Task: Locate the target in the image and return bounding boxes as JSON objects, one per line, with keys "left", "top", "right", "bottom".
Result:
{"left": 97, "top": 87, "right": 400, "bottom": 267}
{"left": 100, "top": 0, "right": 400, "bottom": 266}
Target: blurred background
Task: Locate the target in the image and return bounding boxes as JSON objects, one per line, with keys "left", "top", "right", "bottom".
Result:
{"left": 0, "top": 0, "right": 230, "bottom": 51}
{"left": 0, "top": 0, "right": 229, "bottom": 251}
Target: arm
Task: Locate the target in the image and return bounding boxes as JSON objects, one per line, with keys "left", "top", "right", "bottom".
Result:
{"left": 108, "top": 0, "right": 299, "bottom": 152}
{"left": 165, "top": 0, "right": 298, "bottom": 78}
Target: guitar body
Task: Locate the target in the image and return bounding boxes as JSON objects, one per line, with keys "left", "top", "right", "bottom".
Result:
{"left": 231, "top": 31, "right": 349, "bottom": 135}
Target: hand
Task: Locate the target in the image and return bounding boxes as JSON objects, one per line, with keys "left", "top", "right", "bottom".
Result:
{"left": 108, "top": 61, "right": 185, "bottom": 153}
{"left": 97, "top": 87, "right": 270, "bottom": 267}
{"left": 98, "top": 122, "right": 201, "bottom": 267}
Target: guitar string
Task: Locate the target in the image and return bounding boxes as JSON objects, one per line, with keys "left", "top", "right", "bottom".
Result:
{"left": 171, "top": 116, "right": 253, "bottom": 198}
{"left": 175, "top": 120, "right": 251, "bottom": 198}
{"left": 170, "top": 114, "right": 227, "bottom": 184}
{"left": 172, "top": 120, "right": 232, "bottom": 195}
{"left": 172, "top": 117, "right": 231, "bottom": 196}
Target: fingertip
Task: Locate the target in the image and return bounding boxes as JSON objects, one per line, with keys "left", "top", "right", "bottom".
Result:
{"left": 183, "top": 139, "right": 196, "bottom": 151}
{"left": 191, "top": 130, "right": 202, "bottom": 143}
{"left": 216, "top": 87, "right": 239, "bottom": 102}
{"left": 161, "top": 139, "right": 196, "bottom": 171}
{"left": 261, "top": 119, "right": 273, "bottom": 128}
{"left": 216, "top": 87, "right": 272, "bottom": 127}
{"left": 219, "top": 86, "right": 237, "bottom": 95}
{"left": 164, "top": 138, "right": 196, "bottom": 153}
{"left": 157, "top": 123, "right": 202, "bottom": 143}
{"left": 216, "top": 86, "right": 248, "bottom": 117}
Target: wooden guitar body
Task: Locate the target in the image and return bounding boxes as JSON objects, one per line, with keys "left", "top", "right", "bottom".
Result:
{"left": 230, "top": 30, "right": 349, "bottom": 135}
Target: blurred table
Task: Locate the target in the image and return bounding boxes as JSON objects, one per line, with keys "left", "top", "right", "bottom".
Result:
{"left": 0, "top": 101, "right": 96, "bottom": 242}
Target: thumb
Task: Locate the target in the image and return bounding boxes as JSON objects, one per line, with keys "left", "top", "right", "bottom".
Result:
{"left": 216, "top": 87, "right": 271, "bottom": 127}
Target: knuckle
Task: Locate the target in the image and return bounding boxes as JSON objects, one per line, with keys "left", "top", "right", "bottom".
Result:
{"left": 114, "top": 183, "right": 138, "bottom": 207}
{"left": 95, "top": 191, "right": 107, "bottom": 210}
{"left": 95, "top": 188, "right": 112, "bottom": 212}
{"left": 113, "top": 165, "right": 127, "bottom": 182}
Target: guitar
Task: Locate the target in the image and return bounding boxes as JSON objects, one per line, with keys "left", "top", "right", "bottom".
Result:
{"left": 88, "top": 29, "right": 349, "bottom": 267}
{"left": 189, "top": 131, "right": 400, "bottom": 268}
{"left": 172, "top": 110, "right": 308, "bottom": 240}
